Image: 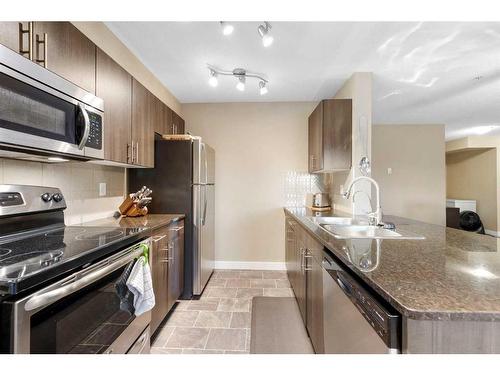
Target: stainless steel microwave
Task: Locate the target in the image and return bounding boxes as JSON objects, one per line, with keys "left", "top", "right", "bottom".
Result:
{"left": 0, "top": 44, "right": 104, "bottom": 160}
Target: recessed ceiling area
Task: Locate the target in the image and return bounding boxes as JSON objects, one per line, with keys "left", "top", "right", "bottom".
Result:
{"left": 106, "top": 22, "right": 500, "bottom": 139}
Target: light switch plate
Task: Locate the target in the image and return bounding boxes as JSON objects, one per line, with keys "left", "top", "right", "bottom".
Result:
{"left": 99, "top": 182, "right": 107, "bottom": 197}
{"left": 387, "top": 167, "right": 393, "bottom": 175}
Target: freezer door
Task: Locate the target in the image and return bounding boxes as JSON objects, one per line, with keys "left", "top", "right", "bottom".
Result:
{"left": 193, "top": 137, "right": 215, "bottom": 185}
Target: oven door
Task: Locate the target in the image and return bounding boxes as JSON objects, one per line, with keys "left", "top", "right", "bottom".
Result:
{"left": 0, "top": 46, "right": 104, "bottom": 160}
{"left": 10, "top": 239, "right": 151, "bottom": 354}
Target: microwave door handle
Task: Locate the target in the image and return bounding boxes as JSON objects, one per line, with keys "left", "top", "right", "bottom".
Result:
{"left": 24, "top": 245, "right": 144, "bottom": 312}
{"left": 77, "top": 103, "right": 91, "bottom": 150}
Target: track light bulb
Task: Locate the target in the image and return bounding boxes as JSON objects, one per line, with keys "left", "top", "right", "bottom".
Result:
{"left": 220, "top": 22, "right": 234, "bottom": 36}
{"left": 258, "top": 22, "right": 273, "bottom": 47}
{"left": 208, "top": 69, "right": 218, "bottom": 87}
{"left": 236, "top": 76, "right": 246, "bottom": 91}
{"left": 259, "top": 81, "right": 268, "bottom": 95}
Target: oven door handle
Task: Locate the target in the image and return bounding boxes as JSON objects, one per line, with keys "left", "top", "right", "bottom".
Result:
{"left": 77, "top": 103, "right": 91, "bottom": 150}
{"left": 24, "top": 245, "right": 144, "bottom": 312}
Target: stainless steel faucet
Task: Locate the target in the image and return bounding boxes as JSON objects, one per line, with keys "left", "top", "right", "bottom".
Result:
{"left": 342, "top": 176, "right": 382, "bottom": 226}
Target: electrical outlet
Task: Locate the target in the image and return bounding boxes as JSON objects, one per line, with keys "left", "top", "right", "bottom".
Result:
{"left": 387, "top": 167, "right": 393, "bottom": 175}
{"left": 99, "top": 183, "right": 107, "bottom": 197}
{"left": 340, "top": 184, "right": 344, "bottom": 195}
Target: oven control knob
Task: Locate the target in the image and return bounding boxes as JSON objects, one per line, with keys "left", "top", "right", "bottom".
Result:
{"left": 41, "top": 193, "right": 52, "bottom": 202}
{"left": 52, "top": 193, "right": 64, "bottom": 203}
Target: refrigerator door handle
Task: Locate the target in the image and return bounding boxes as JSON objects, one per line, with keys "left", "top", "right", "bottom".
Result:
{"left": 193, "top": 185, "right": 199, "bottom": 227}
{"left": 202, "top": 185, "right": 208, "bottom": 225}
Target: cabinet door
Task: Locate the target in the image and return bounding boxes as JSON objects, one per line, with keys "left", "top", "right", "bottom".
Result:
{"left": 295, "top": 235, "right": 307, "bottom": 324}
{"left": 33, "top": 22, "right": 96, "bottom": 93}
{"left": 308, "top": 101, "right": 323, "bottom": 173}
{"left": 285, "top": 218, "right": 296, "bottom": 286}
{"left": 131, "top": 78, "right": 155, "bottom": 167}
{"left": 306, "top": 255, "right": 324, "bottom": 353}
{"left": 323, "top": 99, "right": 352, "bottom": 170}
{"left": 172, "top": 111, "right": 185, "bottom": 134}
{"left": 0, "top": 22, "right": 25, "bottom": 54}
{"left": 96, "top": 48, "right": 132, "bottom": 164}
{"left": 167, "top": 221, "right": 185, "bottom": 310}
{"left": 150, "top": 227, "right": 170, "bottom": 334}
{"left": 152, "top": 95, "right": 164, "bottom": 135}
{"left": 164, "top": 106, "right": 173, "bottom": 134}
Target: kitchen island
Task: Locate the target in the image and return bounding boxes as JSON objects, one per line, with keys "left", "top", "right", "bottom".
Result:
{"left": 285, "top": 207, "right": 500, "bottom": 353}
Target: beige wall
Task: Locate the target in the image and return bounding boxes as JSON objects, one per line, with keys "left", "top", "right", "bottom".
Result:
{"left": 182, "top": 102, "right": 315, "bottom": 264}
{"left": 72, "top": 22, "right": 181, "bottom": 114}
{"left": 327, "top": 72, "right": 373, "bottom": 216}
{"left": 0, "top": 159, "right": 125, "bottom": 225}
{"left": 446, "top": 149, "right": 498, "bottom": 232}
{"left": 372, "top": 124, "right": 446, "bottom": 225}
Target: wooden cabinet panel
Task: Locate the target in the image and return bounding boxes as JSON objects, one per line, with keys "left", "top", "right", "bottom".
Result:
{"left": 167, "top": 220, "right": 184, "bottom": 311}
{"left": 308, "top": 99, "right": 352, "bottom": 173}
{"left": 96, "top": 49, "right": 132, "bottom": 164}
{"left": 0, "top": 22, "right": 24, "bottom": 54}
{"left": 306, "top": 255, "right": 324, "bottom": 353}
{"left": 33, "top": 22, "right": 96, "bottom": 93}
{"left": 150, "top": 226, "right": 170, "bottom": 334}
{"left": 323, "top": 99, "right": 352, "bottom": 170}
{"left": 308, "top": 102, "right": 323, "bottom": 172}
{"left": 131, "top": 78, "right": 154, "bottom": 167}
{"left": 172, "top": 111, "right": 185, "bottom": 134}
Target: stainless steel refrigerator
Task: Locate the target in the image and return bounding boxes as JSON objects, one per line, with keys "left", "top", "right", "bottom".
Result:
{"left": 128, "top": 135, "right": 215, "bottom": 298}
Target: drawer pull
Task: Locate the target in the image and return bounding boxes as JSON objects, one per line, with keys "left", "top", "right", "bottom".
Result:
{"left": 152, "top": 235, "right": 167, "bottom": 242}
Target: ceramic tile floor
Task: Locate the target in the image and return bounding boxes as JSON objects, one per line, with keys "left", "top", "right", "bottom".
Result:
{"left": 151, "top": 269, "right": 292, "bottom": 354}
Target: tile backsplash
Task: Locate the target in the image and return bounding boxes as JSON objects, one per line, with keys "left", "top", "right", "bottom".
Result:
{"left": 284, "top": 171, "right": 326, "bottom": 207}
{"left": 0, "top": 158, "right": 126, "bottom": 225}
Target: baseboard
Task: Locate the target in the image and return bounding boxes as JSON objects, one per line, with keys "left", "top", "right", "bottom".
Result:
{"left": 485, "top": 229, "right": 500, "bottom": 237}
{"left": 214, "top": 261, "right": 286, "bottom": 271}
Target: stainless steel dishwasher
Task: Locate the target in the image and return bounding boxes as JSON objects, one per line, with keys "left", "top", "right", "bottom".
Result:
{"left": 322, "top": 250, "right": 401, "bottom": 354}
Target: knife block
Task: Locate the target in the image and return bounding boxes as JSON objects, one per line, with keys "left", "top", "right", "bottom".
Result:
{"left": 118, "top": 195, "right": 148, "bottom": 217}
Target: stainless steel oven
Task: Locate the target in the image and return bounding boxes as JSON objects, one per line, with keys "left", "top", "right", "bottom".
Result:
{"left": 0, "top": 44, "right": 104, "bottom": 160}
{"left": 7, "top": 239, "right": 151, "bottom": 354}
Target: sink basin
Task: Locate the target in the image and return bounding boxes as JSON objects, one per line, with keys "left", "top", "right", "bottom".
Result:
{"left": 308, "top": 217, "right": 354, "bottom": 226}
{"left": 319, "top": 224, "right": 425, "bottom": 240}
{"left": 325, "top": 224, "right": 402, "bottom": 239}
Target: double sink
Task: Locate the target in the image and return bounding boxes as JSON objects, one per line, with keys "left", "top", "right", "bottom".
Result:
{"left": 309, "top": 217, "right": 425, "bottom": 240}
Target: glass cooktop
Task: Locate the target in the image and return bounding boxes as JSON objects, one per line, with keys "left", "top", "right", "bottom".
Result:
{"left": 0, "top": 225, "right": 147, "bottom": 287}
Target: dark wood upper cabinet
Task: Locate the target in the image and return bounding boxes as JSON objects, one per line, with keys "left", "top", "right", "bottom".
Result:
{"left": 0, "top": 22, "right": 27, "bottom": 55}
{"left": 32, "top": 22, "right": 96, "bottom": 93}
{"left": 96, "top": 49, "right": 132, "bottom": 164}
{"left": 131, "top": 78, "right": 154, "bottom": 168}
{"left": 308, "top": 99, "right": 352, "bottom": 173}
{"left": 172, "top": 111, "right": 185, "bottom": 134}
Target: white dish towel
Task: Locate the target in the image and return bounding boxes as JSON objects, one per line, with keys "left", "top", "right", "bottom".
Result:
{"left": 126, "top": 256, "right": 155, "bottom": 316}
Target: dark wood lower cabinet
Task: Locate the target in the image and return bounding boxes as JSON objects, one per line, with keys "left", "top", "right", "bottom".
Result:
{"left": 150, "top": 220, "right": 185, "bottom": 334}
{"left": 285, "top": 214, "right": 325, "bottom": 354}
{"left": 306, "top": 255, "right": 324, "bottom": 353}
{"left": 167, "top": 221, "right": 184, "bottom": 311}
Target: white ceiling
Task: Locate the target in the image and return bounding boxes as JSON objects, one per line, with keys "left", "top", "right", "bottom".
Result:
{"left": 106, "top": 22, "right": 500, "bottom": 140}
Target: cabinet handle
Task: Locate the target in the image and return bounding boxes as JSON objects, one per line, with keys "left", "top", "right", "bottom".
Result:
{"left": 169, "top": 226, "right": 184, "bottom": 232}
{"left": 127, "top": 143, "right": 131, "bottom": 164}
{"left": 173, "top": 123, "right": 177, "bottom": 134}
{"left": 159, "top": 259, "right": 169, "bottom": 263}
{"left": 135, "top": 141, "right": 139, "bottom": 165}
{"left": 35, "top": 32, "right": 48, "bottom": 68}
{"left": 18, "top": 22, "right": 33, "bottom": 60}
{"left": 152, "top": 235, "right": 167, "bottom": 242}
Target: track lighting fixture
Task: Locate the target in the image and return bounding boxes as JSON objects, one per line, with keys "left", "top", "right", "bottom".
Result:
{"left": 220, "top": 21, "right": 234, "bottom": 36}
{"left": 259, "top": 81, "right": 268, "bottom": 95}
{"left": 206, "top": 65, "right": 268, "bottom": 95}
{"left": 208, "top": 69, "right": 218, "bottom": 87}
{"left": 258, "top": 22, "right": 273, "bottom": 47}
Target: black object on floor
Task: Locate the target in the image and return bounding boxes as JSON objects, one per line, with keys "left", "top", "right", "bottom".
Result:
{"left": 250, "top": 297, "right": 314, "bottom": 354}
{"left": 460, "top": 210, "right": 485, "bottom": 234}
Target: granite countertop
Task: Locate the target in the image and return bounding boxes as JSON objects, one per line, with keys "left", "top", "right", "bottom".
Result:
{"left": 81, "top": 214, "right": 185, "bottom": 233}
{"left": 285, "top": 207, "right": 500, "bottom": 322}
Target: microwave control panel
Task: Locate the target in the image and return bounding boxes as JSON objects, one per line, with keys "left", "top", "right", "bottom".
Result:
{"left": 86, "top": 112, "right": 102, "bottom": 150}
